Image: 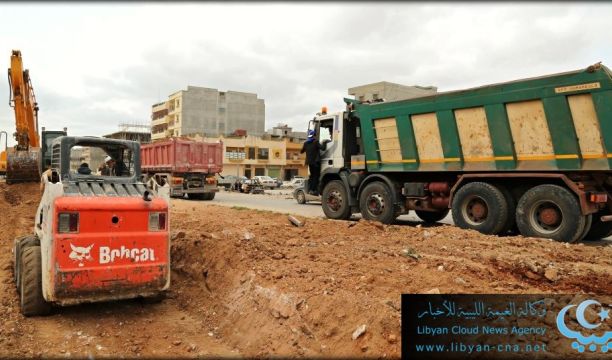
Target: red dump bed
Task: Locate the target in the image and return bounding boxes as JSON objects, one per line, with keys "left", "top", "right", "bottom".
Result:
{"left": 140, "top": 138, "right": 223, "bottom": 174}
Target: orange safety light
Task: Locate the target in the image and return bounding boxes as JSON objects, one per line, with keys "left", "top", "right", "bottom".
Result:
{"left": 321, "top": 106, "right": 328, "bottom": 115}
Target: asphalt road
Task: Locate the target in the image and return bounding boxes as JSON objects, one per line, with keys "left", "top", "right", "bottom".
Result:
{"left": 199, "top": 188, "right": 452, "bottom": 224}
{"left": 179, "top": 188, "right": 610, "bottom": 245}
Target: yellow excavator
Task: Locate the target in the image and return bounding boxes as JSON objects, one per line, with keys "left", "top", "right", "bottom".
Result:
{"left": 1, "top": 50, "right": 66, "bottom": 183}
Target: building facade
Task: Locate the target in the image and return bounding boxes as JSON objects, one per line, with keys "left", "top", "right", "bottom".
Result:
{"left": 194, "top": 132, "right": 308, "bottom": 181}
{"left": 151, "top": 86, "right": 265, "bottom": 141}
{"left": 348, "top": 81, "right": 437, "bottom": 102}
{"left": 104, "top": 123, "right": 151, "bottom": 144}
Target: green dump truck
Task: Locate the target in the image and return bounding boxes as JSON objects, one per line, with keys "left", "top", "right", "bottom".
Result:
{"left": 310, "top": 63, "right": 612, "bottom": 243}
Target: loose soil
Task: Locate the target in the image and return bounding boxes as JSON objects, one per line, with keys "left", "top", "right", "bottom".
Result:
{"left": 0, "top": 183, "right": 610, "bottom": 358}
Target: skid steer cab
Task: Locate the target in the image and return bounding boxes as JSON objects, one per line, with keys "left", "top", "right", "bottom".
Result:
{"left": 13, "top": 136, "right": 170, "bottom": 316}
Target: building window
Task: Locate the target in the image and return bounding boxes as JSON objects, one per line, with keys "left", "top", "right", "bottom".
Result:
{"left": 176, "top": 99, "right": 180, "bottom": 108}
{"left": 258, "top": 148, "right": 269, "bottom": 160}
{"left": 255, "top": 168, "right": 265, "bottom": 176}
{"left": 176, "top": 115, "right": 180, "bottom": 123}
{"left": 225, "top": 147, "right": 246, "bottom": 160}
{"left": 372, "top": 93, "right": 379, "bottom": 100}
{"left": 247, "top": 147, "right": 256, "bottom": 160}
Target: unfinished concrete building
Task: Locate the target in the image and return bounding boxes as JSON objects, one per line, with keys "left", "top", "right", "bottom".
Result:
{"left": 348, "top": 81, "right": 437, "bottom": 102}
{"left": 151, "top": 86, "right": 265, "bottom": 141}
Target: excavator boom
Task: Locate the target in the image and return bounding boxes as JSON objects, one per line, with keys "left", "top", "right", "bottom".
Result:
{"left": 5, "top": 50, "right": 42, "bottom": 183}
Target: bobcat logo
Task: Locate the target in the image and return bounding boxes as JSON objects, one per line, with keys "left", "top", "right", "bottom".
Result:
{"left": 69, "top": 244, "right": 94, "bottom": 267}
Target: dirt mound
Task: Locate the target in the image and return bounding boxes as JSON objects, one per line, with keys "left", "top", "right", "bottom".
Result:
{"left": 170, "top": 203, "right": 612, "bottom": 357}
{"left": 0, "top": 186, "right": 609, "bottom": 358}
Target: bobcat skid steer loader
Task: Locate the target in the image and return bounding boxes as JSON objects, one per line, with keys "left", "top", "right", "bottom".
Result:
{"left": 13, "top": 136, "right": 170, "bottom": 316}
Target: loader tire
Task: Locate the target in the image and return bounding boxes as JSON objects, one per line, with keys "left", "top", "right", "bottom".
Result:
{"left": 14, "top": 235, "right": 39, "bottom": 293}
{"left": 20, "top": 246, "right": 51, "bottom": 316}
{"left": 415, "top": 209, "right": 449, "bottom": 224}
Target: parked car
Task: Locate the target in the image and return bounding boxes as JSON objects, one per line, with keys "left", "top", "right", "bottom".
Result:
{"left": 253, "top": 175, "right": 277, "bottom": 189}
{"left": 285, "top": 177, "right": 306, "bottom": 189}
{"left": 293, "top": 184, "right": 320, "bottom": 204}
{"left": 241, "top": 177, "right": 265, "bottom": 194}
{"left": 271, "top": 177, "right": 283, "bottom": 188}
{"left": 218, "top": 174, "right": 238, "bottom": 190}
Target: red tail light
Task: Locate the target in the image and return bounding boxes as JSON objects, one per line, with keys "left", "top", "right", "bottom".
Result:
{"left": 149, "top": 212, "right": 167, "bottom": 231}
{"left": 58, "top": 212, "right": 79, "bottom": 233}
{"left": 206, "top": 176, "right": 216, "bottom": 185}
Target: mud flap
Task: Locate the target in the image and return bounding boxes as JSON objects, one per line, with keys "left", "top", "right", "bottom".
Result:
{"left": 6, "top": 148, "right": 40, "bottom": 184}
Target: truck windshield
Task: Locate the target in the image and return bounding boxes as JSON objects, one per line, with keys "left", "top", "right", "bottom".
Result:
{"left": 70, "top": 145, "right": 134, "bottom": 177}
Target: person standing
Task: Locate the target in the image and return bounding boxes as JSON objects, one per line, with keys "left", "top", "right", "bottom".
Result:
{"left": 300, "top": 130, "right": 327, "bottom": 195}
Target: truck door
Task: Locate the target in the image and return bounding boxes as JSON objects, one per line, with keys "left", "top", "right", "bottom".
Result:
{"left": 317, "top": 114, "right": 343, "bottom": 171}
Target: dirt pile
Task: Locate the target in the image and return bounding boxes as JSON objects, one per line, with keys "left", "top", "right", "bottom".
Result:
{"left": 0, "top": 184, "right": 609, "bottom": 358}
{"left": 170, "top": 202, "right": 611, "bottom": 357}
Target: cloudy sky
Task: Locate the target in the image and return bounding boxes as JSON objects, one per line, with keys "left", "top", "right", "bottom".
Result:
{"left": 1, "top": 2, "right": 610, "bottom": 145}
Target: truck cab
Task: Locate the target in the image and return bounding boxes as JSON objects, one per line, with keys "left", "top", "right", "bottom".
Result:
{"left": 14, "top": 136, "right": 170, "bottom": 316}
{"left": 310, "top": 106, "right": 363, "bottom": 175}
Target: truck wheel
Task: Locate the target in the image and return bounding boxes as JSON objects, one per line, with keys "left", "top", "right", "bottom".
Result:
{"left": 187, "top": 193, "right": 204, "bottom": 200}
{"left": 583, "top": 211, "right": 612, "bottom": 241}
{"left": 451, "top": 182, "right": 508, "bottom": 235}
{"left": 496, "top": 184, "right": 517, "bottom": 235}
{"left": 14, "top": 235, "right": 39, "bottom": 293}
{"left": 20, "top": 246, "right": 52, "bottom": 316}
{"left": 296, "top": 190, "right": 306, "bottom": 204}
{"left": 515, "top": 185, "right": 586, "bottom": 243}
{"left": 322, "top": 180, "right": 352, "bottom": 220}
{"left": 415, "top": 209, "right": 449, "bottom": 224}
{"left": 205, "top": 193, "right": 215, "bottom": 201}
{"left": 359, "top": 181, "right": 397, "bottom": 224}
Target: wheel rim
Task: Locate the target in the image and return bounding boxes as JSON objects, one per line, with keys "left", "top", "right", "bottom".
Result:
{"left": 297, "top": 192, "right": 305, "bottom": 202}
{"left": 366, "top": 192, "right": 385, "bottom": 216}
{"left": 461, "top": 195, "right": 488, "bottom": 225}
{"left": 529, "top": 200, "right": 563, "bottom": 234}
{"left": 326, "top": 190, "right": 343, "bottom": 212}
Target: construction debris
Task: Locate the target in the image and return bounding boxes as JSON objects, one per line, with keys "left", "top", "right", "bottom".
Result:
{"left": 288, "top": 215, "right": 305, "bottom": 227}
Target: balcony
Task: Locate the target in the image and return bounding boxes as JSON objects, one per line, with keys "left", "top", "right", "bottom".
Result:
{"left": 151, "top": 118, "right": 167, "bottom": 126}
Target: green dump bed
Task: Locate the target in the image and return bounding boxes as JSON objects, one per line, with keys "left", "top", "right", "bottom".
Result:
{"left": 355, "top": 64, "right": 612, "bottom": 172}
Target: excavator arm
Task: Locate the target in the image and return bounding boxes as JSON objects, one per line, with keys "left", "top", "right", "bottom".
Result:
{"left": 4, "top": 50, "right": 42, "bottom": 183}
{"left": 9, "top": 50, "right": 40, "bottom": 150}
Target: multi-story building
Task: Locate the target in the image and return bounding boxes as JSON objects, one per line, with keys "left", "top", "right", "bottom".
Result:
{"left": 348, "top": 81, "right": 437, "bottom": 102}
{"left": 151, "top": 86, "right": 265, "bottom": 141}
{"left": 104, "top": 123, "right": 151, "bottom": 144}
{"left": 196, "top": 131, "right": 308, "bottom": 181}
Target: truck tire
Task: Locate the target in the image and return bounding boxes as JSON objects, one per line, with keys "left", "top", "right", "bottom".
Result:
{"left": 451, "top": 182, "right": 509, "bottom": 235}
{"left": 204, "top": 192, "right": 215, "bottom": 201}
{"left": 322, "top": 180, "right": 352, "bottom": 220}
{"left": 515, "top": 184, "right": 586, "bottom": 243}
{"left": 415, "top": 209, "right": 449, "bottom": 224}
{"left": 187, "top": 193, "right": 205, "bottom": 200}
{"left": 578, "top": 214, "right": 593, "bottom": 241}
{"left": 496, "top": 184, "right": 517, "bottom": 235}
{"left": 583, "top": 211, "right": 612, "bottom": 241}
{"left": 295, "top": 190, "right": 306, "bottom": 204}
{"left": 14, "top": 235, "right": 39, "bottom": 293}
{"left": 359, "top": 181, "right": 397, "bottom": 224}
{"left": 20, "top": 246, "right": 52, "bottom": 316}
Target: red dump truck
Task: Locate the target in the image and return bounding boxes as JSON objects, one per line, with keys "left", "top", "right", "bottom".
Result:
{"left": 141, "top": 138, "right": 223, "bottom": 200}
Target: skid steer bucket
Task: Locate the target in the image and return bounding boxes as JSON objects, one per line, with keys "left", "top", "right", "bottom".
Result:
{"left": 6, "top": 147, "right": 40, "bottom": 184}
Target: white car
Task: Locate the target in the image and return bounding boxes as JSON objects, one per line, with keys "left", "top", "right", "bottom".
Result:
{"left": 253, "top": 176, "right": 277, "bottom": 189}
{"left": 285, "top": 177, "right": 305, "bottom": 189}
